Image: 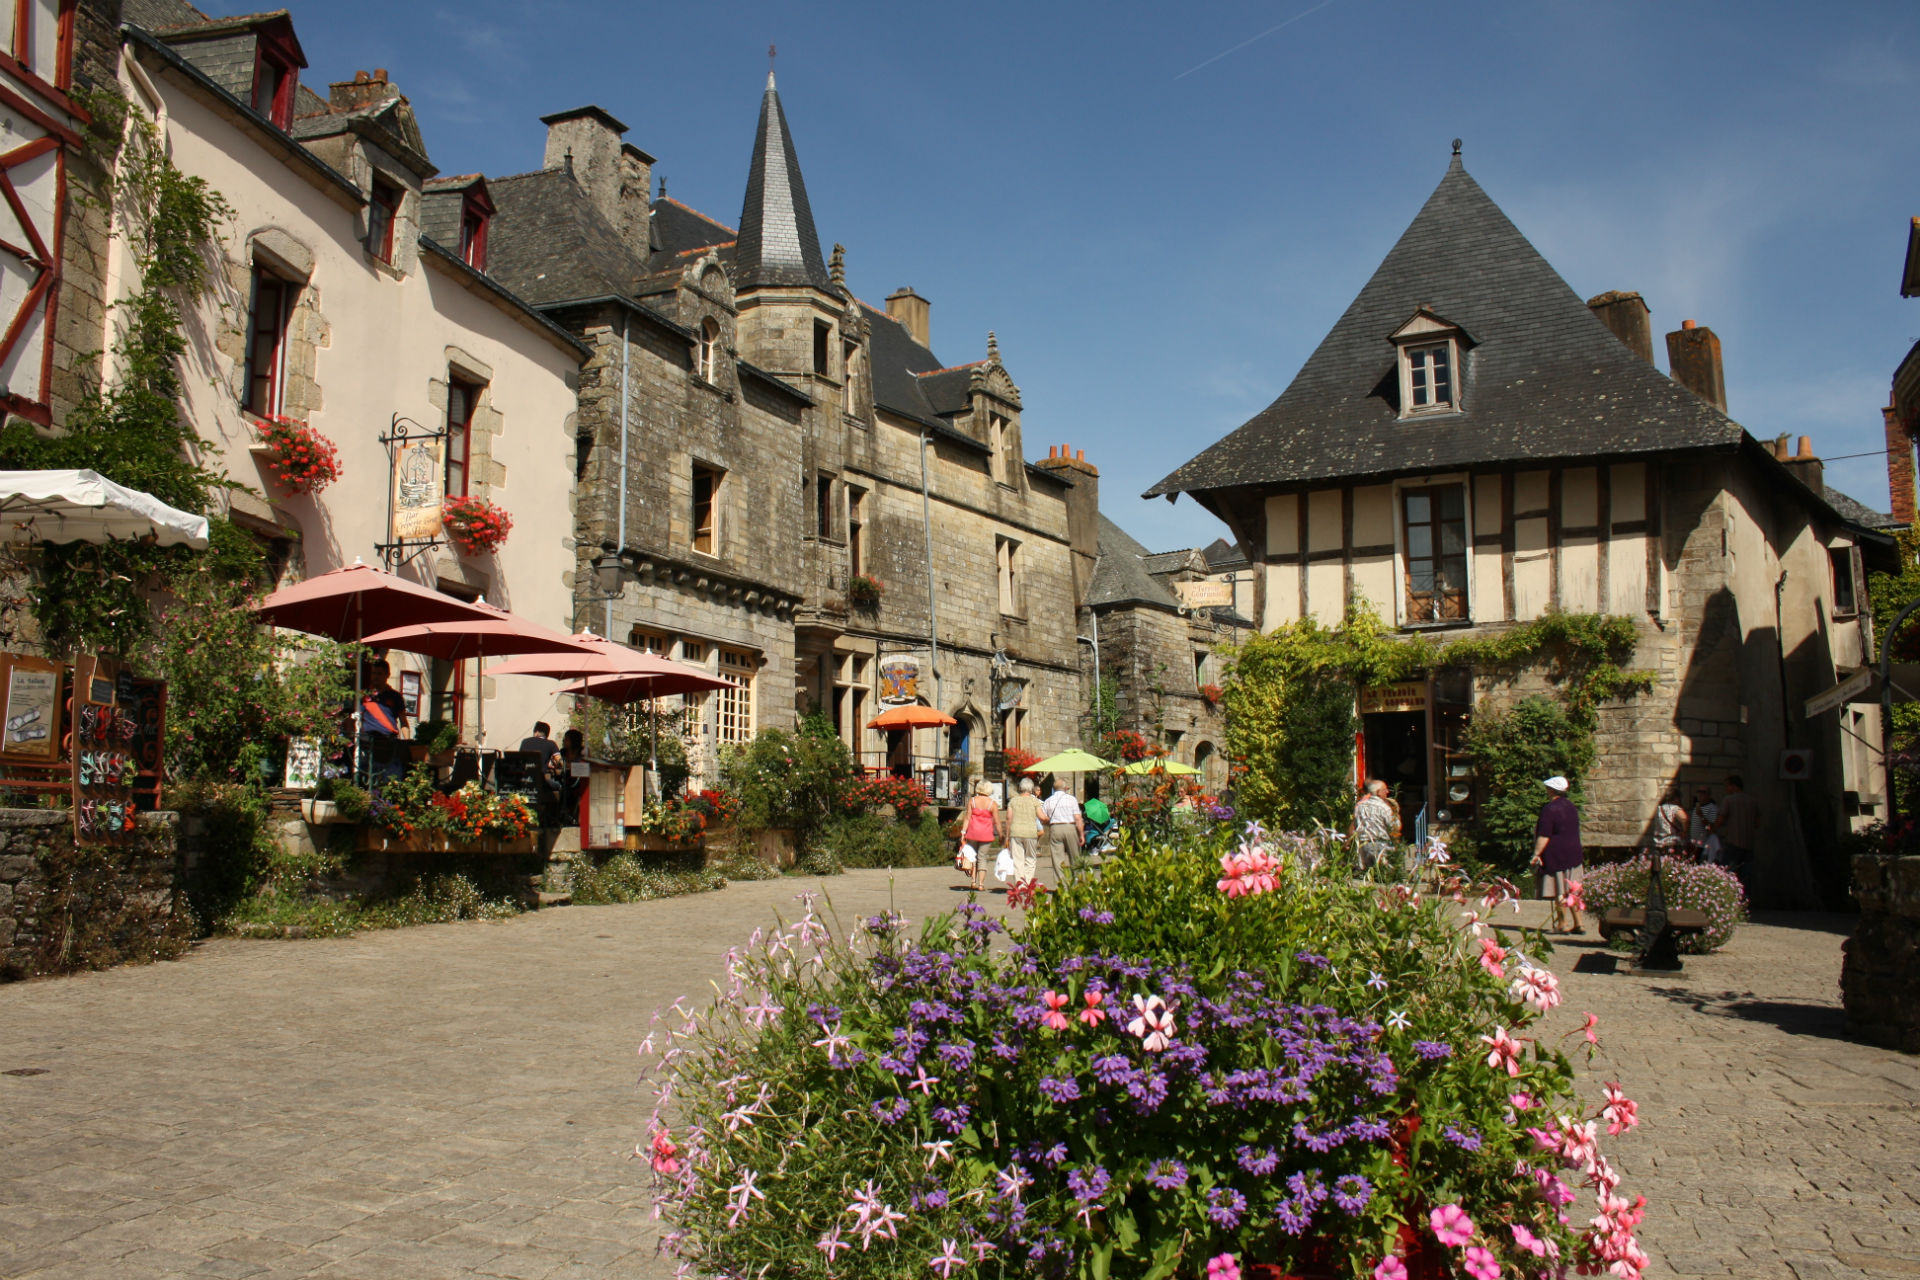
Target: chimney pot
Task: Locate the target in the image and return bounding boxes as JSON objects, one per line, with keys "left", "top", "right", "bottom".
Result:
{"left": 374, "top": 69, "right": 387, "bottom": 83}
{"left": 1798, "top": 435, "right": 1813, "bottom": 460}
{"left": 353, "top": 70, "right": 370, "bottom": 83}
{"left": 885, "top": 287, "right": 930, "bottom": 348}
{"left": 1666, "top": 322, "right": 1728, "bottom": 414}
{"left": 1585, "top": 290, "right": 1654, "bottom": 364}
{"left": 1076, "top": 449, "right": 1085, "bottom": 463}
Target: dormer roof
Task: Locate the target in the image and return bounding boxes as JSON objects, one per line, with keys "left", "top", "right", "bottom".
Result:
{"left": 1146, "top": 152, "right": 1744, "bottom": 499}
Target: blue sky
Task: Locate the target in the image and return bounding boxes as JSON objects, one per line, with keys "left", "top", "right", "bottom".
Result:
{"left": 283, "top": 0, "right": 1920, "bottom": 552}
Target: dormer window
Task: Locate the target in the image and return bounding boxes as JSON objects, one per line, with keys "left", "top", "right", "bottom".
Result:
{"left": 250, "top": 23, "right": 305, "bottom": 129}
{"left": 458, "top": 188, "right": 492, "bottom": 271}
{"left": 696, "top": 319, "right": 720, "bottom": 383}
{"left": 1389, "top": 307, "right": 1467, "bottom": 418}
{"left": 367, "top": 177, "right": 401, "bottom": 264}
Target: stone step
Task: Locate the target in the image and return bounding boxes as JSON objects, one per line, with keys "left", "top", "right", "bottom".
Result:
{"left": 536, "top": 891, "right": 571, "bottom": 909}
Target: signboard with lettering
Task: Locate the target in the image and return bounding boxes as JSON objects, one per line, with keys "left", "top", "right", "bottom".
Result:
{"left": 1359, "top": 681, "right": 1428, "bottom": 715}
{"left": 391, "top": 437, "right": 444, "bottom": 540}
{"left": 1174, "top": 579, "right": 1234, "bottom": 609}
{"left": 983, "top": 751, "right": 1006, "bottom": 781}
{"left": 878, "top": 656, "right": 920, "bottom": 705}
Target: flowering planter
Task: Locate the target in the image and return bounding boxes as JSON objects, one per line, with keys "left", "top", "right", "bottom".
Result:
{"left": 354, "top": 827, "right": 535, "bottom": 854}
{"left": 299, "top": 798, "right": 343, "bottom": 824}
{"left": 625, "top": 831, "right": 705, "bottom": 853}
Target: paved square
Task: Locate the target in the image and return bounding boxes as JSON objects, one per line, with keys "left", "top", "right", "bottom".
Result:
{"left": 1, "top": 869, "right": 1915, "bottom": 1278}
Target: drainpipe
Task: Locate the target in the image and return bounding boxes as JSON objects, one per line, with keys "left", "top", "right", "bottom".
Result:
{"left": 1773, "top": 569, "right": 1813, "bottom": 904}
{"left": 920, "top": 428, "right": 940, "bottom": 710}
{"left": 607, "top": 310, "right": 631, "bottom": 638}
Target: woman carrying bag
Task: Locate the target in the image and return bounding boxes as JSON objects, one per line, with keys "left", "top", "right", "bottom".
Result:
{"left": 957, "top": 780, "right": 1002, "bottom": 893}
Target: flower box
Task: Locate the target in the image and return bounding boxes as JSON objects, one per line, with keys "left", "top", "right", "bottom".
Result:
{"left": 300, "top": 797, "right": 344, "bottom": 825}
{"left": 441, "top": 495, "right": 513, "bottom": 555}
{"left": 252, "top": 416, "right": 341, "bottom": 496}
{"left": 625, "top": 831, "right": 704, "bottom": 853}
{"left": 354, "top": 827, "right": 534, "bottom": 855}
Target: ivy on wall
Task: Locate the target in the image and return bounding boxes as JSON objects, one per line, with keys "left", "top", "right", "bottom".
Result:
{"left": 1219, "top": 600, "right": 1654, "bottom": 834}
{"left": 0, "top": 88, "right": 249, "bottom": 655}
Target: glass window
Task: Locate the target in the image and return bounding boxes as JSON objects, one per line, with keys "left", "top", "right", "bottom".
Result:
{"left": 1402, "top": 484, "right": 1468, "bottom": 624}
{"left": 715, "top": 648, "right": 756, "bottom": 744}
{"left": 696, "top": 319, "right": 719, "bottom": 383}
{"left": 1831, "top": 547, "right": 1858, "bottom": 615}
{"left": 244, "top": 269, "right": 294, "bottom": 418}
{"left": 445, "top": 378, "right": 479, "bottom": 498}
{"left": 691, "top": 465, "right": 721, "bottom": 554}
{"left": 460, "top": 203, "right": 488, "bottom": 271}
{"left": 368, "top": 179, "right": 401, "bottom": 263}
{"left": 1406, "top": 342, "right": 1455, "bottom": 412}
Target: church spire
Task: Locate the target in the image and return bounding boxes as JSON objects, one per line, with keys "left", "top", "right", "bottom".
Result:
{"left": 735, "top": 65, "right": 832, "bottom": 291}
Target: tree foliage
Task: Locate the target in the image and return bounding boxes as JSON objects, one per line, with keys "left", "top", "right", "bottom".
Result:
{"left": 718, "top": 714, "right": 860, "bottom": 847}
{"left": 1461, "top": 695, "right": 1596, "bottom": 870}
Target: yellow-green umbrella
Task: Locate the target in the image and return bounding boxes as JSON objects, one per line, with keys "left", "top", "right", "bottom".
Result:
{"left": 1027, "top": 748, "right": 1115, "bottom": 773}
{"left": 1121, "top": 758, "right": 1200, "bottom": 775}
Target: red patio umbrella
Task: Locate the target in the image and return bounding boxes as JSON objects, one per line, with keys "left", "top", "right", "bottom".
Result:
{"left": 361, "top": 616, "right": 601, "bottom": 746}
{"left": 482, "top": 633, "right": 687, "bottom": 681}
{"left": 255, "top": 561, "right": 499, "bottom": 771}
{"left": 556, "top": 667, "right": 736, "bottom": 703}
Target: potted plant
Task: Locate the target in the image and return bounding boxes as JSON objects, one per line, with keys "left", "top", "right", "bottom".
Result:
{"left": 441, "top": 495, "right": 513, "bottom": 555}
{"left": 1200, "top": 681, "right": 1224, "bottom": 706}
{"left": 253, "top": 416, "right": 342, "bottom": 496}
{"left": 848, "top": 572, "right": 883, "bottom": 611}
{"left": 301, "top": 777, "right": 339, "bottom": 825}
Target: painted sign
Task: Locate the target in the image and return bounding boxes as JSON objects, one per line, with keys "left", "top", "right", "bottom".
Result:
{"left": 1359, "top": 681, "right": 1428, "bottom": 715}
{"left": 283, "top": 737, "right": 322, "bottom": 791}
{"left": 2, "top": 658, "right": 59, "bottom": 759}
{"left": 878, "top": 656, "right": 920, "bottom": 705}
{"left": 1174, "top": 579, "right": 1234, "bottom": 608}
{"left": 1803, "top": 667, "right": 1873, "bottom": 719}
{"left": 391, "top": 437, "right": 444, "bottom": 540}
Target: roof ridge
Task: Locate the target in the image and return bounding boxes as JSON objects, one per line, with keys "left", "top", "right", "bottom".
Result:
{"left": 658, "top": 195, "right": 737, "bottom": 235}
{"left": 913, "top": 360, "right": 985, "bottom": 377}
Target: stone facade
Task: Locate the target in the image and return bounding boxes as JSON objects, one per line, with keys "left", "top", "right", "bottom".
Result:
{"left": 0, "top": 809, "right": 187, "bottom": 980}
{"left": 1842, "top": 854, "right": 1920, "bottom": 1052}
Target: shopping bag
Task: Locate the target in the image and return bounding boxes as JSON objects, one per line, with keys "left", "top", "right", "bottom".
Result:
{"left": 993, "top": 846, "right": 1016, "bottom": 882}
{"left": 957, "top": 843, "right": 977, "bottom": 872}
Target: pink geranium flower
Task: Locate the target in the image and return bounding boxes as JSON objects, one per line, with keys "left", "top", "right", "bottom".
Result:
{"left": 1126, "top": 993, "right": 1177, "bottom": 1052}
{"left": 1510, "top": 966, "right": 1562, "bottom": 1014}
{"left": 1040, "top": 990, "right": 1071, "bottom": 1031}
{"left": 1480, "top": 1026, "right": 1525, "bottom": 1076}
{"left": 1480, "top": 937, "right": 1508, "bottom": 979}
{"left": 1078, "top": 990, "right": 1108, "bottom": 1027}
{"left": 1373, "top": 1257, "right": 1408, "bottom": 1280}
{"left": 1462, "top": 1245, "right": 1500, "bottom": 1280}
{"left": 649, "top": 1130, "right": 682, "bottom": 1175}
{"left": 1580, "top": 1012, "right": 1600, "bottom": 1045}
{"left": 1512, "top": 1224, "right": 1548, "bottom": 1257}
{"left": 1601, "top": 1081, "right": 1639, "bottom": 1135}
{"left": 1430, "top": 1203, "right": 1475, "bottom": 1247}
{"left": 1207, "top": 1253, "right": 1241, "bottom": 1280}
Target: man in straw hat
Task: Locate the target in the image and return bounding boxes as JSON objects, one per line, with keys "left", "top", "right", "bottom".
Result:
{"left": 1531, "top": 775, "right": 1584, "bottom": 933}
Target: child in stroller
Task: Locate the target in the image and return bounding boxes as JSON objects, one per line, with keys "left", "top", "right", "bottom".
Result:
{"left": 1082, "top": 794, "right": 1119, "bottom": 861}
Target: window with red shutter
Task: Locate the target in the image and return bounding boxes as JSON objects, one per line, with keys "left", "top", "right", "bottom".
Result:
{"left": 244, "top": 268, "right": 294, "bottom": 418}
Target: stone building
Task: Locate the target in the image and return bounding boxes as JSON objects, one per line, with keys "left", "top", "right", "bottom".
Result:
{"left": 91, "top": 1, "right": 590, "bottom": 742}
{"left": 1149, "top": 146, "right": 1894, "bottom": 905}
{"left": 478, "top": 75, "right": 1084, "bottom": 786}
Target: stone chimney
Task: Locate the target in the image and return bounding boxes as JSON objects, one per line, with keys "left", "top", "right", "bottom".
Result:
{"left": 1587, "top": 290, "right": 1654, "bottom": 364}
{"left": 1666, "top": 319, "right": 1728, "bottom": 413}
{"left": 541, "top": 106, "right": 649, "bottom": 258}
{"left": 1887, "top": 404, "right": 1916, "bottom": 526}
{"left": 1773, "top": 434, "right": 1824, "bottom": 495}
{"left": 886, "top": 287, "right": 930, "bottom": 348}
{"left": 1034, "top": 445, "right": 1100, "bottom": 604}
{"left": 329, "top": 68, "right": 399, "bottom": 113}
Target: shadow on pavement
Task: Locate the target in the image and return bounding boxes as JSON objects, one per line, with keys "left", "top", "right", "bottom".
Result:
{"left": 1745, "top": 911, "right": 1858, "bottom": 937}
{"left": 1643, "top": 985, "right": 1851, "bottom": 1041}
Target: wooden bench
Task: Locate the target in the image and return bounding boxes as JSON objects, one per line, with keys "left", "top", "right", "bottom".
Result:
{"left": 1596, "top": 849, "right": 1706, "bottom": 970}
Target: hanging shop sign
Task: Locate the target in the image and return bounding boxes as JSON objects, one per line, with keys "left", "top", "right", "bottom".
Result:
{"left": 0, "top": 654, "right": 61, "bottom": 761}
{"left": 1359, "top": 681, "right": 1428, "bottom": 715}
{"left": 1174, "top": 579, "right": 1234, "bottom": 609}
{"left": 391, "top": 436, "right": 444, "bottom": 540}
{"left": 878, "top": 656, "right": 921, "bottom": 705}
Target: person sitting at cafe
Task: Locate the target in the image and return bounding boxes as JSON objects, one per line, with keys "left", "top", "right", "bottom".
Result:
{"left": 517, "top": 721, "right": 562, "bottom": 825}
{"left": 360, "top": 661, "right": 409, "bottom": 739}
{"left": 553, "top": 728, "right": 587, "bottom": 821}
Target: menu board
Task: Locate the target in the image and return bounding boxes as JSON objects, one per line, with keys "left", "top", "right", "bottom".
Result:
{"left": 284, "top": 736, "right": 322, "bottom": 791}
{"left": 1, "top": 656, "right": 61, "bottom": 761}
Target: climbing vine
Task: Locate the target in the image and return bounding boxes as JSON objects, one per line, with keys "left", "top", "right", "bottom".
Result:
{"left": 0, "top": 87, "right": 246, "bottom": 654}
{"left": 1219, "top": 599, "right": 1654, "bottom": 832}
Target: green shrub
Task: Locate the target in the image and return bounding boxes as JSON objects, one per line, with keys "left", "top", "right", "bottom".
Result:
{"left": 719, "top": 715, "right": 859, "bottom": 847}
{"left": 813, "top": 812, "right": 951, "bottom": 869}
{"left": 1463, "top": 695, "right": 1595, "bottom": 872}
{"left": 570, "top": 853, "right": 728, "bottom": 905}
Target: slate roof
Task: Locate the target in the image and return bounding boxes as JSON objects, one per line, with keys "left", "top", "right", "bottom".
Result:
{"left": 1204, "top": 537, "right": 1250, "bottom": 570}
{"left": 915, "top": 364, "right": 983, "bottom": 417}
{"left": 485, "top": 168, "right": 648, "bottom": 306}
{"left": 734, "top": 72, "right": 832, "bottom": 291}
{"left": 122, "top": 0, "right": 212, "bottom": 27}
{"left": 651, "top": 197, "right": 736, "bottom": 263}
{"left": 1824, "top": 485, "right": 1901, "bottom": 531}
{"left": 1089, "top": 516, "right": 1181, "bottom": 611}
{"left": 1146, "top": 154, "right": 1747, "bottom": 499}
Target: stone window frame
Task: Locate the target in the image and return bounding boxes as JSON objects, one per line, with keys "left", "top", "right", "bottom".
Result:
{"left": 690, "top": 460, "right": 725, "bottom": 557}
{"left": 695, "top": 317, "right": 720, "bottom": 384}
{"left": 232, "top": 228, "right": 320, "bottom": 426}
{"left": 997, "top": 534, "right": 1024, "bottom": 619}
{"left": 430, "top": 348, "right": 501, "bottom": 508}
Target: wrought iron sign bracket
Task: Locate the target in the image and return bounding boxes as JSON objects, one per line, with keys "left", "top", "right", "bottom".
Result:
{"left": 373, "top": 413, "right": 449, "bottom": 570}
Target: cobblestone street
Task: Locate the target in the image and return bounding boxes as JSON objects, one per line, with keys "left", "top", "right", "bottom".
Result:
{"left": 1, "top": 870, "right": 1916, "bottom": 1279}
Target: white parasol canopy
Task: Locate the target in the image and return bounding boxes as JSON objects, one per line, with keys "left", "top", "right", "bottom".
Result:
{"left": 0, "top": 469, "right": 210, "bottom": 549}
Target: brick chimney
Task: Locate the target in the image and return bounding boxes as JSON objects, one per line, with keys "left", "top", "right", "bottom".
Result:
{"left": 541, "top": 106, "right": 649, "bottom": 258}
{"left": 1666, "top": 319, "right": 1727, "bottom": 413}
{"left": 1776, "top": 434, "right": 1824, "bottom": 496}
{"left": 886, "top": 287, "right": 930, "bottom": 348}
{"left": 1888, "top": 404, "right": 1916, "bottom": 527}
{"left": 1587, "top": 290, "right": 1654, "bottom": 364}
{"left": 1034, "top": 446, "right": 1100, "bottom": 604}
{"left": 329, "top": 68, "right": 398, "bottom": 113}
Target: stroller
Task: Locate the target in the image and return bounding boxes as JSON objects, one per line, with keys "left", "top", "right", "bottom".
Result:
{"left": 1083, "top": 813, "right": 1121, "bottom": 860}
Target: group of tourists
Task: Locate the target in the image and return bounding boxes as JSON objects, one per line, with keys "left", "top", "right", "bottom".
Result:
{"left": 955, "top": 776, "right": 1109, "bottom": 905}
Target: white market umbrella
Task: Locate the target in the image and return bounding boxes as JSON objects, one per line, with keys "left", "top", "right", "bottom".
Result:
{"left": 0, "top": 469, "right": 209, "bottom": 548}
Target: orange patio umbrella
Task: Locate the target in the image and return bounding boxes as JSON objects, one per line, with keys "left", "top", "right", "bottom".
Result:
{"left": 866, "top": 704, "right": 957, "bottom": 731}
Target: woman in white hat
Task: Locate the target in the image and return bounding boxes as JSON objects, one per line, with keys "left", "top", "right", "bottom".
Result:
{"left": 1531, "top": 775, "right": 1584, "bottom": 933}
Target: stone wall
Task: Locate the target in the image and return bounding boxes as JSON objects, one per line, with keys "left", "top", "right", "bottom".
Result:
{"left": 1842, "top": 854, "right": 1920, "bottom": 1053}
{"left": 0, "top": 809, "right": 188, "bottom": 981}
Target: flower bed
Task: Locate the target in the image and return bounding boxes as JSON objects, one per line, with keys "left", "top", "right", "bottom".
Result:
{"left": 254, "top": 416, "right": 340, "bottom": 495}
{"left": 1580, "top": 854, "right": 1746, "bottom": 952}
{"left": 641, "top": 825, "right": 1648, "bottom": 1280}
{"left": 369, "top": 768, "right": 533, "bottom": 846}
{"left": 635, "top": 797, "right": 707, "bottom": 844}
{"left": 849, "top": 775, "right": 931, "bottom": 821}
{"left": 441, "top": 494, "right": 512, "bottom": 555}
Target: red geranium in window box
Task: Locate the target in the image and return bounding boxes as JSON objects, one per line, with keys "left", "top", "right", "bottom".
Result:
{"left": 441, "top": 495, "right": 512, "bottom": 555}
{"left": 255, "top": 416, "right": 341, "bottom": 496}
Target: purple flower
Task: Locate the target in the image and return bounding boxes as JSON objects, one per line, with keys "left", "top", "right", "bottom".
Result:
{"left": 869, "top": 1097, "right": 909, "bottom": 1122}
{"left": 1294, "top": 951, "right": 1330, "bottom": 969}
{"left": 1236, "top": 1145, "right": 1280, "bottom": 1176}
{"left": 1413, "top": 1040, "right": 1452, "bottom": 1060}
{"left": 1078, "top": 907, "right": 1116, "bottom": 924}
{"left": 930, "top": 1104, "right": 971, "bottom": 1134}
{"left": 1442, "top": 1124, "right": 1483, "bottom": 1152}
{"left": 1332, "top": 1174, "right": 1373, "bottom": 1215}
{"left": 1206, "top": 1186, "right": 1247, "bottom": 1228}
{"left": 1066, "top": 1165, "right": 1111, "bottom": 1203}
{"left": 1090, "top": 1054, "right": 1132, "bottom": 1086}
{"left": 1145, "top": 1159, "right": 1189, "bottom": 1190}
{"left": 1038, "top": 1075, "right": 1082, "bottom": 1103}
{"left": 1273, "top": 1195, "right": 1314, "bottom": 1235}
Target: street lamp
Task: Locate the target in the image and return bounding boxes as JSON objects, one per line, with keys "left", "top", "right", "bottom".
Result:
{"left": 579, "top": 548, "right": 626, "bottom": 636}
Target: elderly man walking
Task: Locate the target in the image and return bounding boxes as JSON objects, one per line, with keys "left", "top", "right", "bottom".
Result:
{"left": 1041, "top": 778, "right": 1084, "bottom": 882}
{"left": 1353, "top": 779, "right": 1396, "bottom": 874}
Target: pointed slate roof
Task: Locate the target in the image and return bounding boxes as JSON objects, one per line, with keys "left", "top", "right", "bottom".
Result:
{"left": 735, "top": 71, "right": 831, "bottom": 291}
{"left": 1146, "top": 154, "right": 1745, "bottom": 499}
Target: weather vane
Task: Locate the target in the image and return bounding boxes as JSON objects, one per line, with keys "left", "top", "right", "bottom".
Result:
{"left": 769, "top": 43, "right": 777, "bottom": 73}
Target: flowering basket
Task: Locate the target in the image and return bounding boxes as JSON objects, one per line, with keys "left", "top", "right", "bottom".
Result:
{"left": 642, "top": 825, "right": 1648, "bottom": 1280}
{"left": 849, "top": 775, "right": 931, "bottom": 820}
{"left": 636, "top": 798, "right": 707, "bottom": 843}
{"left": 1002, "top": 747, "right": 1041, "bottom": 776}
{"left": 441, "top": 495, "right": 512, "bottom": 555}
{"left": 688, "top": 788, "right": 744, "bottom": 826}
{"left": 371, "top": 769, "right": 532, "bottom": 843}
{"left": 255, "top": 416, "right": 341, "bottom": 496}
{"left": 1099, "top": 729, "right": 1152, "bottom": 763}
{"left": 1581, "top": 854, "right": 1746, "bottom": 952}
{"left": 849, "top": 573, "right": 884, "bottom": 610}
{"left": 1199, "top": 683, "right": 1224, "bottom": 706}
